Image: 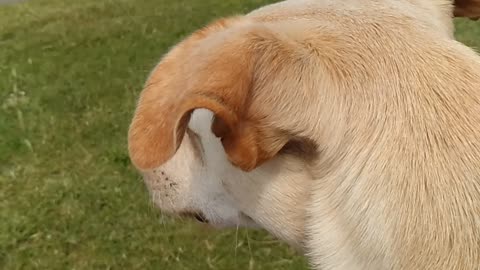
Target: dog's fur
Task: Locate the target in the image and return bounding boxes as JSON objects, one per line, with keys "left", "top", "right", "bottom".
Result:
{"left": 128, "top": 0, "right": 480, "bottom": 269}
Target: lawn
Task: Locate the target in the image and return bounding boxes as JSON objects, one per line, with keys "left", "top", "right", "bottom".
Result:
{"left": 0, "top": 0, "right": 478, "bottom": 269}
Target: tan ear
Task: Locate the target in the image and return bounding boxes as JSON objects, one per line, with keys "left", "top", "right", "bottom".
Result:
{"left": 128, "top": 17, "right": 289, "bottom": 171}
{"left": 454, "top": 0, "right": 480, "bottom": 19}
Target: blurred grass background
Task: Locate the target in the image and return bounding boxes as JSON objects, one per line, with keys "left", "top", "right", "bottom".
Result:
{"left": 0, "top": 0, "right": 478, "bottom": 269}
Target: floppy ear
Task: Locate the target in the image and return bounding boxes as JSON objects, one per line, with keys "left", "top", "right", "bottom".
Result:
{"left": 454, "top": 0, "right": 480, "bottom": 19}
{"left": 128, "top": 18, "right": 289, "bottom": 171}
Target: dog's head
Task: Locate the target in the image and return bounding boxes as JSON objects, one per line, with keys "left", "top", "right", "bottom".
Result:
{"left": 138, "top": 108, "right": 312, "bottom": 247}
{"left": 128, "top": 17, "right": 318, "bottom": 247}
{"left": 128, "top": 17, "right": 310, "bottom": 173}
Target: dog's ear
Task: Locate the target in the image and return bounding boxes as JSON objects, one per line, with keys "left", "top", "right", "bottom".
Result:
{"left": 211, "top": 116, "right": 290, "bottom": 171}
{"left": 454, "top": 0, "right": 480, "bottom": 20}
{"left": 128, "top": 18, "right": 289, "bottom": 171}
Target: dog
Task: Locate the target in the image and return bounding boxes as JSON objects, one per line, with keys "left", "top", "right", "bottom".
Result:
{"left": 128, "top": 0, "right": 480, "bottom": 269}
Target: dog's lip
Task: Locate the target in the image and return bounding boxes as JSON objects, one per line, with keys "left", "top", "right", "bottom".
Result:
{"left": 177, "top": 210, "right": 258, "bottom": 228}
{"left": 239, "top": 212, "right": 260, "bottom": 228}
{"left": 239, "top": 212, "right": 255, "bottom": 222}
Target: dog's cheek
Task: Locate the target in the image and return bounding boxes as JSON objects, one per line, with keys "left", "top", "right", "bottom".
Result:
{"left": 221, "top": 176, "right": 255, "bottom": 206}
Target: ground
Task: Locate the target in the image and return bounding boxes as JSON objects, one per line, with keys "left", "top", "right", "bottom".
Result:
{"left": 0, "top": 0, "right": 478, "bottom": 269}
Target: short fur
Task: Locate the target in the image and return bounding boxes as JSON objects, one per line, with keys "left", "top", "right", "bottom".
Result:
{"left": 128, "top": 0, "right": 480, "bottom": 269}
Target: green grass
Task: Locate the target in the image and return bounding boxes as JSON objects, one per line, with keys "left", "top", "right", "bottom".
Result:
{"left": 0, "top": 0, "right": 478, "bottom": 269}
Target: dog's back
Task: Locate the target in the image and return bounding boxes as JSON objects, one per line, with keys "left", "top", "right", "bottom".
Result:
{"left": 306, "top": 37, "right": 480, "bottom": 269}
{"left": 247, "top": 1, "right": 480, "bottom": 269}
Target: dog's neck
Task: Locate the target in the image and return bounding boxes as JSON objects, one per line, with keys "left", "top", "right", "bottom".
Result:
{"left": 405, "top": 0, "right": 479, "bottom": 37}
{"left": 425, "top": 0, "right": 480, "bottom": 24}
{"left": 436, "top": 0, "right": 457, "bottom": 33}
{"left": 407, "top": 0, "right": 456, "bottom": 36}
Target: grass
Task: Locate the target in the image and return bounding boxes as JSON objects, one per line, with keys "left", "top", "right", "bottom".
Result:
{"left": 0, "top": 0, "right": 478, "bottom": 269}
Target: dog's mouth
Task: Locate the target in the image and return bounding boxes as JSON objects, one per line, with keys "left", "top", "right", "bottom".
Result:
{"left": 178, "top": 211, "right": 258, "bottom": 228}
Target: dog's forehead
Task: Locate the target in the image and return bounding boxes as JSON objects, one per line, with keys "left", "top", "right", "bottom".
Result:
{"left": 188, "top": 109, "right": 215, "bottom": 136}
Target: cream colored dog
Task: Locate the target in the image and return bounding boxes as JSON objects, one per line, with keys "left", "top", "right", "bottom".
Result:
{"left": 128, "top": 0, "right": 480, "bottom": 269}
